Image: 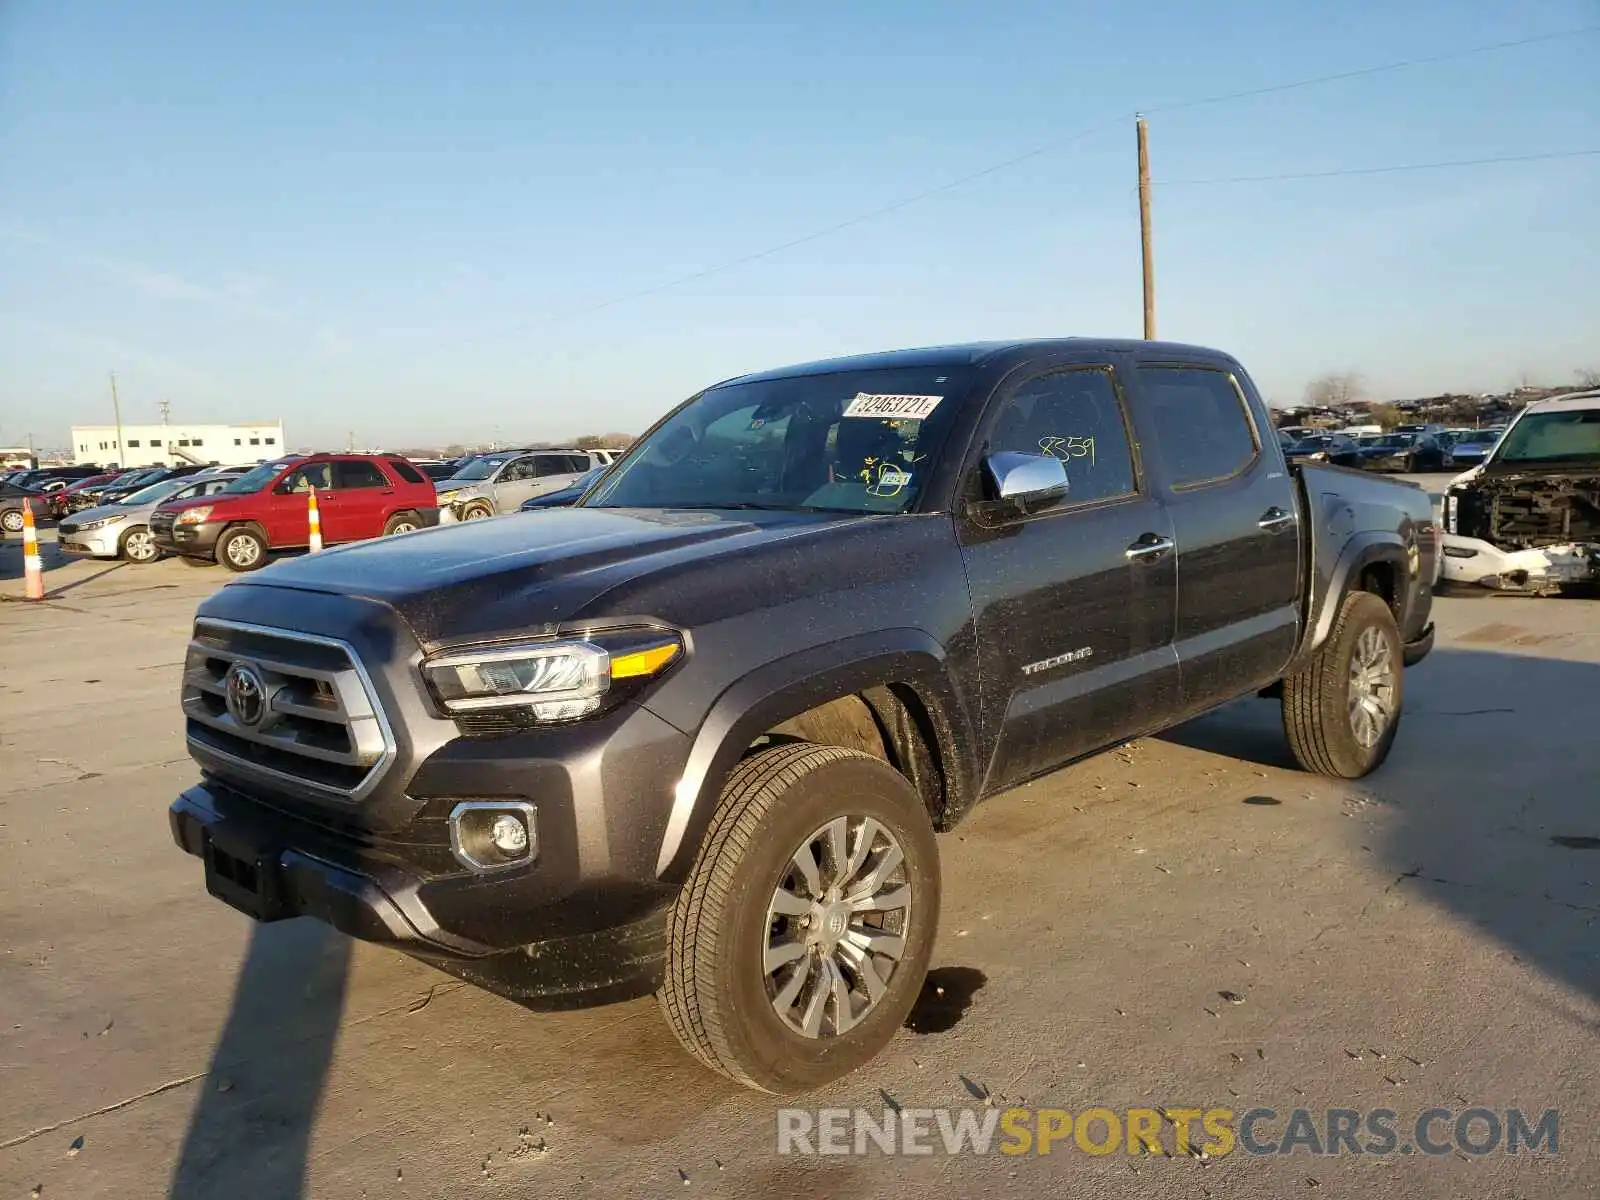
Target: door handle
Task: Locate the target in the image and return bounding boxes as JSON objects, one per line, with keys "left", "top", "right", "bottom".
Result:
{"left": 1125, "top": 533, "right": 1175, "bottom": 561}
{"left": 1258, "top": 507, "right": 1297, "bottom": 532}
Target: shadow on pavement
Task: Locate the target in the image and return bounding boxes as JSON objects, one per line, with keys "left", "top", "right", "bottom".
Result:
{"left": 1158, "top": 645, "right": 1600, "bottom": 1004}
{"left": 170, "top": 920, "right": 351, "bottom": 1199}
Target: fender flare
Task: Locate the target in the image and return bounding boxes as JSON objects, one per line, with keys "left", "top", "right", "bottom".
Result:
{"left": 1299, "top": 532, "right": 1410, "bottom": 662}
{"left": 652, "top": 628, "right": 976, "bottom": 882}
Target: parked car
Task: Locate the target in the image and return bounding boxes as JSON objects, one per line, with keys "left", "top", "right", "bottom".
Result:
{"left": 95, "top": 464, "right": 206, "bottom": 506}
{"left": 150, "top": 453, "right": 439, "bottom": 571}
{"left": 166, "top": 337, "right": 1436, "bottom": 1093}
{"left": 6, "top": 465, "right": 108, "bottom": 491}
{"left": 1439, "top": 427, "right": 1504, "bottom": 466}
{"left": 1441, "top": 391, "right": 1600, "bottom": 593}
{"left": 57, "top": 474, "right": 240, "bottom": 563}
{"left": 434, "top": 449, "right": 593, "bottom": 520}
{"left": 0, "top": 481, "right": 51, "bottom": 533}
{"left": 68, "top": 467, "right": 173, "bottom": 512}
{"left": 43, "top": 472, "right": 120, "bottom": 518}
{"left": 1280, "top": 433, "right": 1356, "bottom": 463}
{"left": 1327, "top": 432, "right": 1455, "bottom": 473}
{"left": 518, "top": 465, "right": 607, "bottom": 510}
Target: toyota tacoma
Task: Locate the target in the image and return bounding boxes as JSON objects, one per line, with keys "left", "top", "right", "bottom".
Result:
{"left": 168, "top": 338, "right": 1436, "bottom": 1092}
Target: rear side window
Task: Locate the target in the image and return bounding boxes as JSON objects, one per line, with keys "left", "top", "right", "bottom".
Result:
{"left": 535, "top": 455, "right": 575, "bottom": 478}
{"left": 1138, "top": 367, "right": 1259, "bottom": 487}
{"left": 335, "top": 461, "right": 388, "bottom": 489}
{"left": 387, "top": 458, "right": 424, "bottom": 484}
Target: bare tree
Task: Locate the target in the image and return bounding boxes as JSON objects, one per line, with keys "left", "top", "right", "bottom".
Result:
{"left": 1303, "top": 372, "right": 1365, "bottom": 408}
{"left": 1575, "top": 368, "right": 1600, "bottom": 390}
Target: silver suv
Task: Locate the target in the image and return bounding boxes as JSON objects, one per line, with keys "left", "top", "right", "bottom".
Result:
{"left": 435, "top": 450, "right": 594, "bottom": 521}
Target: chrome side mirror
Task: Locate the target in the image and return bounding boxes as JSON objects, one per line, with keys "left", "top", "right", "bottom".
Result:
{"left": 984, "top": 452, "right": 1069, "bottom": 505}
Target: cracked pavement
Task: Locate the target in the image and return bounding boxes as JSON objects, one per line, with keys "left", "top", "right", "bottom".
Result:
{"left": 1, "top": 517, "right": 1596, "bottom": 1198}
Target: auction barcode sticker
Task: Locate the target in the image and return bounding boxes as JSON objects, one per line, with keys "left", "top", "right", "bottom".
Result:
{"left": 843, "top": 393, "right": 944, "bottom": 420}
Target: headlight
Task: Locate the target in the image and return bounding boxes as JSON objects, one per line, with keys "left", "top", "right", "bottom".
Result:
{"left": 422, "top": 630, "right": 684, "bottom": 722}
{"left": 175, "top": 506, "right": 214, "bottom": 525}
{"left": 1308, "top": 451, "right": 1327, "bottom": 461}
{"left": 75, "top": 514, "right": 125, "bottom": 531}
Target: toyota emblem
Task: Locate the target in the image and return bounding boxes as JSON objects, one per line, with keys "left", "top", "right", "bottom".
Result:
{"left": 223, "top": 662, "right": 268, "bottom": 727}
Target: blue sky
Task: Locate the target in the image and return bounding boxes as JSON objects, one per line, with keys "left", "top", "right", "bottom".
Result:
{"left": 1, "top": 0, "right": 1596, "bottom": 451}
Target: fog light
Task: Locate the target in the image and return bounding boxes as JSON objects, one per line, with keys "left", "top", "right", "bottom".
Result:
{"left": 448, "top": 801, "right": 537, "bottom": 872}
{"left": 490, "top": 813, "right": 529, "bottom": 854}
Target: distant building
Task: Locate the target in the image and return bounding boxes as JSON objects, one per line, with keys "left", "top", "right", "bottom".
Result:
{"left": 1, "top": 446, "right": 37, "bottom": 469}
{"left": 69, "top": 421, "right": 286, "bottom": 468}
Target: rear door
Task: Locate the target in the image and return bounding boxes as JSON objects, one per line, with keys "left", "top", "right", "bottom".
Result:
{"left": 956, "top": 358, "right": 1180, "bottom": 792}
{"left": 327, "top": 459, "right": 394, "bottom": 541}
{"left": 525, "top": 453, "right": 585, "bottom": 501}
{"left": 1129, "top": 360, "right": 1301, "bottom": 714}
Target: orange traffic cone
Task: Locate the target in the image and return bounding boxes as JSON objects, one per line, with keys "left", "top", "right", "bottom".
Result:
{"left": 307, "top": 489, "right": 323, "bottom": 553}
{"left": 21, "top": 498, "right": 44, "bottom": 600}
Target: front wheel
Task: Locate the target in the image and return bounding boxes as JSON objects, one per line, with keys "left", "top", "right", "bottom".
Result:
{"left": 460, "top": 502, "right": 493, "bottom": 521}
{"left": 120, "top": 525, "right": 160, "bottom": 563}
{"left": 0, "top": 509, "right": 23, "bottom": 534}
{"left": 658, "top": 743, "right": 940, "bottom": 1093}
{"left": 218, "top": 527, "right": 269, "bottom": 572}
{"left": 1282, "top": 590, "right": 1403, "bottom": 778}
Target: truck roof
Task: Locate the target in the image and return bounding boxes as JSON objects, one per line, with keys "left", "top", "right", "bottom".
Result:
{"left": 721, "top": 338, "right": 1239, "bottom": 386}
{"left": 1523, "top": 389, "right": 1600, "bottom": 415}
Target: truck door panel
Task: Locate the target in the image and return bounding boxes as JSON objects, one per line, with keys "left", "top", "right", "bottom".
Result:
{"left": 1131, "top": 364, "right": 1301, "bottom": 712}
{"left": 956, "top": 363, "right": 1179, "bottom": 793}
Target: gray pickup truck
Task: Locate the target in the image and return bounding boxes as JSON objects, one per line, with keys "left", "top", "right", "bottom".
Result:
{"left": 168, "top": 338, "right": 1436, "bottom": 1092}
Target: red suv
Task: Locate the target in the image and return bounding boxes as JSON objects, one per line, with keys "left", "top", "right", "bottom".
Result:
{"left": 150, "top": 454, "right": 438, "bottom": 571}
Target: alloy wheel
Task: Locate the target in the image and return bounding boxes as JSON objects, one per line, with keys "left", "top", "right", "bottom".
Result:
{"left": 1347, "top": 626, "right": 1397, "bottom": 748}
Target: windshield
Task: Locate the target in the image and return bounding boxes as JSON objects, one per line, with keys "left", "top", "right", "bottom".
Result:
{"left": 588, "top": 365, "right": 975, "bottom": 514}
{"left": 222, "top": 459, "right": 297, "bottom": 494}
{"left": 447, "top": 454, "right": 515, "bottom": 483}
{"left": 1492, "top": 410, "right": 1600, "bottom": 465}
{"left": 118, "top": 478, "right": 191, "bottom": 506}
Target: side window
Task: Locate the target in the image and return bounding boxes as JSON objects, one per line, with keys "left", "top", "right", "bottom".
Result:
{"left": 985, "top": 368, "right": 1137, "bottom": 505}
{"left": 335, "top": 460, "right": 389, "bottom": 489}
{"left": 1139, "top": 367, "right": 1259, "bottom": 487}
{"left": 282, "top": 462, "right": 333, "bottom": 492}
{"left": 534, "top": 455, "right": 573, "bottom": 478}
{"left": 501, "top": 457, "right": 537, "bottom": 482}
{"left": 387, "top": 458, "right": 424, "bottom": 484}
{"left": 565, "top": 454, "right": 592, "bottom": 473}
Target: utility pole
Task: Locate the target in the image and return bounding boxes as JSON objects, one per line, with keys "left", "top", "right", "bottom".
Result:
{"left": 1136, "top": 114, "right": 1156, "bottom": 340}
{"left": 110, "top": 372, "right": 126, "bottom": 467}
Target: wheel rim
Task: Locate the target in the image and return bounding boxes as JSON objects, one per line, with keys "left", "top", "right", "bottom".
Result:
{"left": 1347, "top": 626, "right": 1397, "bottom": 748}
{"left": 126, "top": 530, "right": 156, "bottom": 561}
{"left": 226, "top": 536, "right": 261, "bottom": 567}
{"left": 463, "top": 507, "right": 489, "bottom": 521}
{"left": 390, "top": 520, "right": 418, "bottom": 534}
{"left": 764, "top": 816, "right": 911, "bottom": 1039}
{"left": 1, "top": 511, "right": 21, "bottom": 532}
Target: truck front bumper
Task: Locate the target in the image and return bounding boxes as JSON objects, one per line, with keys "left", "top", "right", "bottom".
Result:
{"left": 169, "top": 781, "right": 671, "bottom": 1007}
{"left": 1439, "top": 534, "right": 1600, "bottom": 593}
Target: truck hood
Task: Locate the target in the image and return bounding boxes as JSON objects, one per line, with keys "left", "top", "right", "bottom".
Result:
{"left": 227, "top": 506, "right": 878, "bottom": 644}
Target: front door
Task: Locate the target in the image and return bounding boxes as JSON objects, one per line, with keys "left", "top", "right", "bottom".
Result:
{"left": 1130, "top": 362, "right": 1301, "bottom": 714}
{"left": 491, "top": 455, "right": 541, "bottom": 511}
{"left": 326, "top": 458, "right": 394, "bottom": 542}
{"left": 957, "top": 361, "right": 1180, "bottom": 793}
{"left": 262, "top": 461, "right": 332, "bottom": 546}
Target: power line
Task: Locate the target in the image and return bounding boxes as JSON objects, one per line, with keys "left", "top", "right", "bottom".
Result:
{"left": 1158, "top": 147, "right": 1600, "bottom": 186}
{"left": 448, "top": 22, "right": 1600, "bottom": 341}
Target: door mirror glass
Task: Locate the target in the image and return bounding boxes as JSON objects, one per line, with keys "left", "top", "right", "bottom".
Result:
{"left": 984, "top": 452, "right": 1069, "bottom": 505}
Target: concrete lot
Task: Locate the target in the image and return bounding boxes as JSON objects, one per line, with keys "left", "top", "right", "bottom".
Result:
{"left": 1, "top": 498, "right": 1596, "bottom": 1199}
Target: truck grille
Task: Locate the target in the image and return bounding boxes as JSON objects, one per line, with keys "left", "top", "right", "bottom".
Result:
{"left": 182, "top": 617, "right": 395, "bottom": 803}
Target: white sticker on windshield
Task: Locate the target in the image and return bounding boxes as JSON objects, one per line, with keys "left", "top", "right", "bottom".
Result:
{"left": 843, "top": 393, "right": 944, "bottom": 420}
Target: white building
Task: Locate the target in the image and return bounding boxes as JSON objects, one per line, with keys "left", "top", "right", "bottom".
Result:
{"left": 70, "top": 421, "right": 286, "bottom": 468}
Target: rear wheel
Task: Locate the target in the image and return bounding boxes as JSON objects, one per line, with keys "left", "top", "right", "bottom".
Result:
{"left": 383, "top": 511, "right": 421, "bottom": 535}
{"left": 658, "top": 743, "right": 940, "bottom": 1093}
{"left": 0, "top": 509, "right": 23, "bottom": 534}
{"left": 218, "top": 527, "right": 269, "bottom": 572}
{"left": 120, "top": 525, "right": 160, "bottom": 563}
{"left": 1282, "top": 590, "right": 1403, "bottom": 778}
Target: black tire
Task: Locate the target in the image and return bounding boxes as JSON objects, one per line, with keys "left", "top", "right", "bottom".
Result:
{"left": 658, "top": 743, "right": 940, "bottom": 1093}
{"left": 461, "top": 502, "right": 493, "bottom": 521}
{"left": 383, "top": 511, "right": 421, "bottom": 536}
{"left": 217, "top": 526, "right": 269, "bottom": 572}
{"left": 1282, "top": 590, "right": 1404, "bottom": 778}
{"left": 0, "top": 509, "right": 23, "bottom": 534}
{"left": 119, "top": 525, "right": 160, "bottom": 563}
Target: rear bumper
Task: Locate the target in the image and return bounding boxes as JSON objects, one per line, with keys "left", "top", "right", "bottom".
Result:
{"left": 1439, "top": 534, "right": 1600, "bottom": 592}
{"left": 169, "top": 780, "right": 671, "bottom": 1007}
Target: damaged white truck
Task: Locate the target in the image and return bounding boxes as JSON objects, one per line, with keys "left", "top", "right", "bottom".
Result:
{"left": 1441, "top": 389, "right": 1600, "bottom": 594}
